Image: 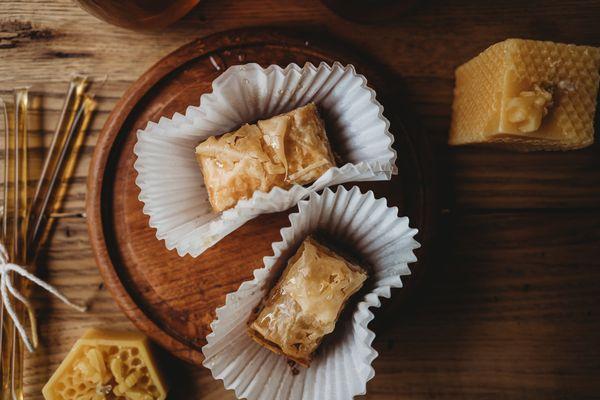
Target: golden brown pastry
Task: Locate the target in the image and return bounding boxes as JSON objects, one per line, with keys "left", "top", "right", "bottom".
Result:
{"left": 247, "top": 236, "right": 367, "bottom": 367}
{"left": 257, "top": 103, "right": 335, "bottom": 185}
{"left": 195, "top": 103, "right": 335, "bottom": 212}
{"left": 195, "top": 124, "right": 287, "bottom": 212}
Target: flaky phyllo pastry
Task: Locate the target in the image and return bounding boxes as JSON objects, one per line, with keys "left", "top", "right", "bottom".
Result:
{"left": 247, "top": 236, "right": 367, "bottom": 367}
{"left": 195, "top": 103, "right": 335, "bottom": 212}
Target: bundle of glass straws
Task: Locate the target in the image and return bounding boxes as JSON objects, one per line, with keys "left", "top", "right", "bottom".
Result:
{"left": 0, "top": 77, "right": 97, "bottom": 400}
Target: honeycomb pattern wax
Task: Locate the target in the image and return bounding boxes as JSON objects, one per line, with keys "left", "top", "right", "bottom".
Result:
{"left": 42, "top": 329, "right": 167, "bottom": 400}
{"left": 449, "top": 39, "right": 600, "bottom": 151}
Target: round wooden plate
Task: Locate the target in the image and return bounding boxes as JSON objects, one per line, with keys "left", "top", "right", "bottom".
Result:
{"left": 87, "top": 28, "right": 436, "bottom": 366}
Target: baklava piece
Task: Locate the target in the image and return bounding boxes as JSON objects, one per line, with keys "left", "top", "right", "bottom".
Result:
{"left": 195, "top": 103, "right": 335, "bottom": 212}
{"left": 247, "top": 236, "right": 367, "bottom": 367}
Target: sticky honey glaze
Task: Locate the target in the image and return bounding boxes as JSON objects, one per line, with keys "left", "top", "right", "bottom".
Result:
{"left": 249, "top": 237, "right": 367, "bottom": 365}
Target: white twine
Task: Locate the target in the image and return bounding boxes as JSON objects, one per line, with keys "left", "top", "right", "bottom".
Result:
{"left": 0, "top": 243, "right": 87, "bottom": 352}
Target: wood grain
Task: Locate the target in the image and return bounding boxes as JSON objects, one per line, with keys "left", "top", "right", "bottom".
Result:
{"left": 87, "top": 28, "right": 435, "bottom": 365}
{"left": 0, "top": 0, "right": 598, "bottom": 399}
{"left": 371, "top": 211, "right": 600, "bottom": 399}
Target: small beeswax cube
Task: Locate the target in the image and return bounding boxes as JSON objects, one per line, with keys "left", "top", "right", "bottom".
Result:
{"left": 42, "top": 329, "right": 167, "bottom": 400}
{"left": 449, "top": 39, "right": 600, "bottom": 151}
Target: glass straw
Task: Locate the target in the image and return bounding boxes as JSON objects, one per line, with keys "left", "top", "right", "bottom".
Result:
{"left": 0, "top": 78, "right": 96, "bottom": 400}
{"left": 0, "top": 87, "right": 29, "bottom": 400}
{"left": 0, "top": 95, "right": 13, "bottom": 400}
{"left": 28, "top": 76, "right": 88, "bottom": 259}
{"left": 30, "top": 92, "right": 96, "bottom": 258}
{"left": 12, "top": 87, "right": 29, "bottom": 400}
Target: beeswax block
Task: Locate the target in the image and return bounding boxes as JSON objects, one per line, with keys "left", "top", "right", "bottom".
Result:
{"left": 247, "top": 236, "right": 367, "bottom": 366}
{"left": 195, "top": 103, "right": 335, "bottom": 212}
{"left": 450, "top": 39, "right": 600, "bottom": 151}
{"left": 42, "top": 329, "right": 167, "bottom": 400}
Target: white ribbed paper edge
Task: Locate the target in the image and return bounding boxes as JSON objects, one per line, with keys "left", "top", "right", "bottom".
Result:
{"left": 202, "top": 186, "right": 420, "bottom": 400}
{"left": 134, "top": 62, "right": 397, "bottom": 257}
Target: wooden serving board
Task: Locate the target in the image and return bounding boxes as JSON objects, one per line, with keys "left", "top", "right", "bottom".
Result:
{"left": 86, "top": 28, "right": 436, "bottom": 366}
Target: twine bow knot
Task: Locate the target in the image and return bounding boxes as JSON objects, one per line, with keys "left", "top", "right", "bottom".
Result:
{"left": 0, "top": 243, "right": 86, "bottom": 352}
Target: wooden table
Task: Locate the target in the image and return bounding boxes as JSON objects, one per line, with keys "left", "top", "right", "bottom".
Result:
{"left": 1, "top": 0, "right": 599, "bottom": 398}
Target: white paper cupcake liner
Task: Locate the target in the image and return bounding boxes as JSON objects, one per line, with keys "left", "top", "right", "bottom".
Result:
{"left": 134, "top": 62, "right": 397, "bottom": 257}
{"left": 202, "top": 186, "right": 420, "bottom": 400}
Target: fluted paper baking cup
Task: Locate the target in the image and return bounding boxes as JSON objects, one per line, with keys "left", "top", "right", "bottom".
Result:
{"left": 202, "top": 186, "right": 419, "bottom": 400}
{"left": 134, "top": 62, "right": 397, "bottom": 257}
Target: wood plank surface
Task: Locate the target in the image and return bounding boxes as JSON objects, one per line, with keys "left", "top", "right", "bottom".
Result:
{"left": 0, "top": 0, "right": 599, "bottom": 399}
